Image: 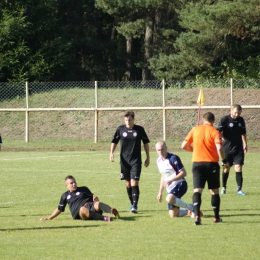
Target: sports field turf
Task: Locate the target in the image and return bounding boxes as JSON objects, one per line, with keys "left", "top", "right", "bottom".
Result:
{"left": 1, "top": 149, "right": 260, "bottom": 259}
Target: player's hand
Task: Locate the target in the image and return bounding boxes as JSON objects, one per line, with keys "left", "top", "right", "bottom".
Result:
{"left": 110, "top": 153, "right": 114, "bottom": 162}
{"left": 157, "top": 193, "right": 162, "bottom": 202}
{"left": 40, "top": 217, "right": 48, "bottom": 221}
{"left": 93, "top": 195, "right": 99, "bottom": 202}
{"left": 144, "top": 158, "right": 150, "bottom": 167}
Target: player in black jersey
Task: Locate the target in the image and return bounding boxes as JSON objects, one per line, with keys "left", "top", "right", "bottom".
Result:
{"left": 110, "top": 111, "right": 150, "bottom": 213}
{"left": 217, "top": 104, "right": 247, "bottom": 195}
{"left": 40, "top": 175, "right": 119, "bottom": 222}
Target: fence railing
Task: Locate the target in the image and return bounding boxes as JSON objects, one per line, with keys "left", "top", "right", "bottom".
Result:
{"left": 0, "top": 79, "right": 260, "bottom": 142}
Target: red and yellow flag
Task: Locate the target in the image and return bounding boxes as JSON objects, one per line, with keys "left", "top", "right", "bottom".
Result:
{"left": 197, "top": 87, "right": 204, "bottom": 105}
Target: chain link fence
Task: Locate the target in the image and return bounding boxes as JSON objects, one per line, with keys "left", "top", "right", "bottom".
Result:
{"left": 0, "top": 80, "right": 259, "bottom": 142}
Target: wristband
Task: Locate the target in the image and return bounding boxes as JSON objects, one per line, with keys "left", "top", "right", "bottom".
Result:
{"left": 222, "top": 159, "right": 227, "bottom": 164}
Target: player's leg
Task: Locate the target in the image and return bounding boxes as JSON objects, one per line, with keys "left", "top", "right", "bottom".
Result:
{"left": 166, "top": 181, "right": 193, "bottom": 211}
{"left": 129, "top": 164, "right": 141, "bottom": 213}
{"left": 192, "top": 162, "right": 206, "bottom": 225}
{"left": 234, "top": 153, "right": 246, "bottom": 195}
{"left": 208, "top": 162, "right": 222, "bottom": 223}
{"left": 79, "top": 205, "right": 113, "bottom": 221}
{"left": 94, "top": 201, "right": 120, "bottom": 219}
{"left": 121, "top": 164, "right": 133, "bottom": 207}
{"left": 221, "top": 154, "right": 233, "bottom": 194}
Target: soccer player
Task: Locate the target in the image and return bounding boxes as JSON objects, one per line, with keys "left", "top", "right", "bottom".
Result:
{"left": 110, "top": 110, "right": 150, "bottom": 213}
{"left": 40, "top": 175, "right": 119, "bottom": 222}
{"left": 217, "top": 104, "right": 247, "bottom": 195}
{"left": 181, "top": 112, "right": 228, "bottom": 225}
{"left": 155, "top": 141, "right": 195, "bottom": 218}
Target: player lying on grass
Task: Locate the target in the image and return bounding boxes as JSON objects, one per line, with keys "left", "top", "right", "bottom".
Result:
{"left": 40, "top": 175, "right": 119, "bottom": 222}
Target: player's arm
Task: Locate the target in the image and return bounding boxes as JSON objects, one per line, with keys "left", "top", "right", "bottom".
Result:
{"left": 242, "top": 134, "right": 247, "bottom": 153}
{"left": 181, "top": 140, "right": 193, "bottom": 152}
{"left": 216, "top": 143, "right": 229, "bottom": 167}
{"left": 40, "top": 208, "right": 62, "bottom": 221}
{"left": 110, "top": 142, "right": 117, "bottom": 162}
{"left": 157, "top": 175, "right": 164, "bottom": 202}
{"left": 143, "top": 143, "right": 150, "bottom": 167}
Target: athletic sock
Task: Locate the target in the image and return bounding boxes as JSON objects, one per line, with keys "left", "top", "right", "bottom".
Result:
{"left": 98, "top": 202, "right": 112, "bottom": 213}
{"left": 211, "top": 194, "right": 220, "bottom": 219}
{"left": 179, "top": 209, "right": 188, "bottom": 217}
{"left": 236, "top": 172, "right": 243, "bottom": 191}
{"left": 174, "top": 198, "right": 193, "bottom": 211}
{"left": 193, "top": 192, "right": 202, "bottom": 218}
{"left": 132, "top": 186, "right": 140, "bottom": 208}
{"left": 222, "top": 171, "right": 229, "bottom": 189}
{"left": 89, "top": 210, "right": 106, "bottom": 220}
{"left": 126, "top": 187, "right": 133, "bottom": 205}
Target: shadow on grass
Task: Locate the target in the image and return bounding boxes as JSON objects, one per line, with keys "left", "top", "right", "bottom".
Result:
{"left": 0, "top": 225, "right": 99, "bottom": 232}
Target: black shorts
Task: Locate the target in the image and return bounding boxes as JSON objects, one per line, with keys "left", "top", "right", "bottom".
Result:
{"left": 226, "top": 152, "right": 244, "bottom": 167}
{"left": 192, "top": 162, "right": 220, "bottom": 190}
{"left": 120, "top": 163, "right": 142, "bottom": 181}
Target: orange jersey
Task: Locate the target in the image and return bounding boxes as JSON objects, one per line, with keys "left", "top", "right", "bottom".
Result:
{"left": 185, "top": 123, "right": 223, "bottom": 162}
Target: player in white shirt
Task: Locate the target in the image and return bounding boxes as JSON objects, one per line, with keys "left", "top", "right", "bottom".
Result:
{"left": 155, "top": 141, "right": 194, "bottom": 218}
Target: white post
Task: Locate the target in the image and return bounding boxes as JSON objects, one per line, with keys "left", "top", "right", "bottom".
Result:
{"left": 162, "top": 79, "right": 166, "bottom": 141}
{"left": 25, "top": 81, "right": 29, "bottom": 143}
{"left": 94, "top": 81, "right": 98, "bottom": 143}
{"left": 230, "top": 78, "right": 233, "bottom": 105}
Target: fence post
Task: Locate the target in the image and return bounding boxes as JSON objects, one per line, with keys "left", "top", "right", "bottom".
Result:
{"left": 230, "top": 78, "right": 233, "bottom": 105}
{"left": 25, "top": 81, "right": 29, "bottom": 143}
{"left": 94, "top": 81, "right": 98, "bottom": 143}
{"left": 162, "top": 79, "right": 166, "bottom": 141}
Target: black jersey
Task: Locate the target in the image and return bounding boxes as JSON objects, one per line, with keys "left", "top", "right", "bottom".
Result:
{"left": 111, "top": 124, "right": 150, "bottom": 166}
{"left": 58, "top": 186, "right": 93, "bottom": 219}
{"left": 217, "top": 115, "right": 246, "bottom": 154}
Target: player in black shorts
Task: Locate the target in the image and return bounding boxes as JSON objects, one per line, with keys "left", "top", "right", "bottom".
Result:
{"left": 40, "top": 175, "right": 119, "bottom": 222}
{"left": 110, "top": 111, "right": 150, "bottom": 213}
{"left": 217, "top": 104, "right": 247, "bottom": 195}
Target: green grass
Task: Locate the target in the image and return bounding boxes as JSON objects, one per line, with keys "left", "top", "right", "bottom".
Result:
{"left": 1, "top": 148, "right": 260, "bottom": 260}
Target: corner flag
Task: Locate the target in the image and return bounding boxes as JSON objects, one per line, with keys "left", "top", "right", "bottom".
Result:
{"left": 197, "top": 87, "right": 204, "bottom": 105}
{"left": 197, "top": 87, "right": 204, "bottom": 125}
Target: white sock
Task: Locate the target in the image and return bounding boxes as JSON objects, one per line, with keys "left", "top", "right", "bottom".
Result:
{"left": 179, "top": 209, "right": 188, "bottom": 217}
{"left": 175, "top": 198, "right": 193, "bottom": 211}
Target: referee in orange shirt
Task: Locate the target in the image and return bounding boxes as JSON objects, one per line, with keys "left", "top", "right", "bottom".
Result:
{"left": 181, "top": 112, "right": 228, "bottom": 225}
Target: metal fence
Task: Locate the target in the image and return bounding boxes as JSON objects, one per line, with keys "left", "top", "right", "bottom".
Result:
{"left": 0, "top": 79, "right": 260, "bottom": 142}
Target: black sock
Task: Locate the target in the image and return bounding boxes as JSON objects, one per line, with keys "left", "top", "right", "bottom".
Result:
{"left": 89, "top": 210, "right": 105, "bottom": 220}
{"left": 222, "top": 171, "right": 229, "bottom": 189}
{"left": 193, "top": 192, "right": 201, "bottom": 218}
{"left": 236, "top": 172, "right": 243, "bottom": 191}
{"left": 127, "top": 187, "right": 133, "bottom": 205}
{"left": 98, "top": 202, "right": 111, "bottom": 213}
{"left": 211, "top": 194, "right": 220, "bottom": 219}
{"left": 132, "top": 186, "right": 140, "bottom": 208}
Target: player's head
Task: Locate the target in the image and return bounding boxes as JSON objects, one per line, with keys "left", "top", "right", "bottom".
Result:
{"left": 231, "top": 104, "right": 242, "bottom": 119}
{"left": 155, "top": 141, "right": 168, "bottom": 158}
{"left": 124, "top": 110, "right": 135, "bottom": 129}
{"left": 65, "top": 175, "right": 77, "bottom": 191}
{"left": 203, "top": 112, "right": 215, "bottom": 124}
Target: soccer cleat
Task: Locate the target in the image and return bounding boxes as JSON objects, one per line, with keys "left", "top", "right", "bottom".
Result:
{"left": 194, "top": 216, "right": 202, "bottom": 225}
{"left": 221, "top": 188, "right": 226, "bottom": 195}
{"left": 104, "top": 216, "right": 113, "bottom": 222}
{"left": 130, "top": 205, "right": 138, "bottom": 214}
{"left": 213, "top": 218, "right": 223, "bottom": 223}
{"left": 237, "top": 190, "right": 246, "bottom": 196}
{"left": 111, "top": 208, "right": 120, "bottom": 219}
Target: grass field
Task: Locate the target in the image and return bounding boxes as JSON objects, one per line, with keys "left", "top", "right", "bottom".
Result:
{"left": 1, "top": 145, "right": 260, "bottom": 259}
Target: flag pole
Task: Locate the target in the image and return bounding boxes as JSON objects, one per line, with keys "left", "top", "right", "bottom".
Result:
{"left": 197, "top": 87, "right": 204, "bottom": 125}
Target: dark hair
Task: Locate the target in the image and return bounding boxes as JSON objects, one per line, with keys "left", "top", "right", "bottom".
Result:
{"left": 232, "top": 104, "right": 242, "bottom": 111}
{"left": 203, "top": 112, "right": 215, "bottom": 123}
{"left": 65, "top": 175, "right": 75, "bottom": 181}
{"left": 124, "top": 110, "right": 135, "bottom": 119}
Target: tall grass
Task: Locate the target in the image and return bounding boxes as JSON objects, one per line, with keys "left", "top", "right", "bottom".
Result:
{"left": 1, "top": 148, "right": 260, "bottom": 259}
